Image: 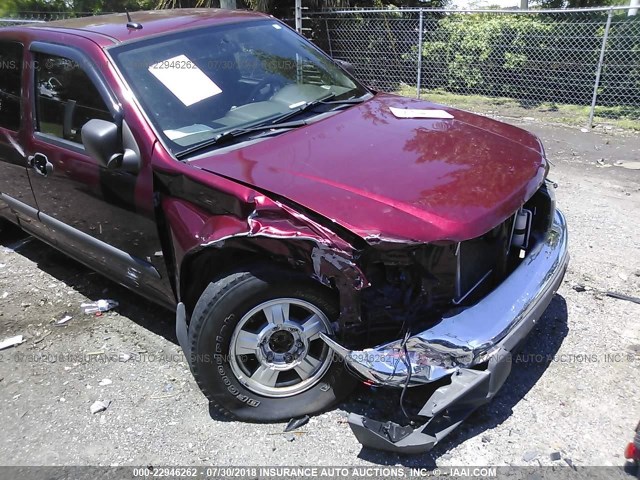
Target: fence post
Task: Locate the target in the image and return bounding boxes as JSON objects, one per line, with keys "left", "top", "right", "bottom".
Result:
{"left": 325, "top": 18, "right": 333, "bottom": 57}
{"left": 295, "top": 0, "right": 302, "bottom": 34}
{"left": 588, "top": 8, "right": 613, "bottom": 129}
{"left": 416, "top": 10, "right": 424, "bottom": 99}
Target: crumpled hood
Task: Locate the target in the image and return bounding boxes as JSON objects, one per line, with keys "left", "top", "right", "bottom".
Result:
{"left": 191, "top": 93, "right": 547, "bottom": 243}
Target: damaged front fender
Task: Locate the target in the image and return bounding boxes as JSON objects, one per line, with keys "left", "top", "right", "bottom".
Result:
{"left": 161, "top": 186, "right": 368, "bottom": 328}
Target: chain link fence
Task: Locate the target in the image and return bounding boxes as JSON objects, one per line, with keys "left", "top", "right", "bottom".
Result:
{"left": 305, "top": 7, "right": 640, "bottom": 128}
{"left": 3, "top": 8, "right": 638, "bottom": 127}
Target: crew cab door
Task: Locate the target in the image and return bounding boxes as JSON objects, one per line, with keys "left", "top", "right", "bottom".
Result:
{"left": 24, "top": 41, "right": 174, "bottom": 307}
{"left": 0, "top": 37, "right": 41, "bottom": 228}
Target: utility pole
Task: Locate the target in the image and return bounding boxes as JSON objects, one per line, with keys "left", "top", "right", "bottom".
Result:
{"left": 630, "top": 0, "right": 639, "bottom": 16}
{"left": 520, "top": 0, "right": 528, "bottom": 10}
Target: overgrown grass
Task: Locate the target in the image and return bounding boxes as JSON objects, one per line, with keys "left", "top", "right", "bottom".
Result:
{"left": 395, "top": 85, "right": 640, "bottom": 131}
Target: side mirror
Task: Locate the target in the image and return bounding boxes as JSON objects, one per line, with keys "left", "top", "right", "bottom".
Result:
{"left": 81, "top": 119, "right": 123, "bottom": 169}
{"left": 81, "top": 119, "right": 140, "bottom": 173}
{"left": 334, "top": 59, "right": 356, "bottom": 77}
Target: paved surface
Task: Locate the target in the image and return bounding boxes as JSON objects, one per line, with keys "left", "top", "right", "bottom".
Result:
{"left": 0, "top": 118, "right": 639, "bottom": 467}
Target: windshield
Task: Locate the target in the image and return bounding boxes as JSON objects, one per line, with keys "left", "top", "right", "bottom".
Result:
{"left": 110, "top": 19, "right": 368, "bottom": 156}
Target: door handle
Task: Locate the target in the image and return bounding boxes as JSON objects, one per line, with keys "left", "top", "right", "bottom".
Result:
{"left": 28, "top": 153, "right": 53, "bottom": 177}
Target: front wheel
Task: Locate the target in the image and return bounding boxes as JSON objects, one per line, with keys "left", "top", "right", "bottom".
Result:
{"left": 187, "top": 266, "right": 356, "bottom": 422}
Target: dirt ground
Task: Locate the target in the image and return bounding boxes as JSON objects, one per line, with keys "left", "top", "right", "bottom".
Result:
{"left": 0, "top": 117, "right": 639, "bottom": 469}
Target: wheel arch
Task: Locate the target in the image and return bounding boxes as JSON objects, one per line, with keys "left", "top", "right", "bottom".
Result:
{"left": 179, "top": 239, "right": 316, "bottom": 314}
{"left": 179, "top": 234, "right": 366, "bottom": 330}
{"left": 160, "top": 193, "right": 367, "bottom": 327}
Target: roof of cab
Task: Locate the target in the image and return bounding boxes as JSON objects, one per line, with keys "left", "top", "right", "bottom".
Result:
{"left": 23, "top": 8, "right": 269, "bottom": 45}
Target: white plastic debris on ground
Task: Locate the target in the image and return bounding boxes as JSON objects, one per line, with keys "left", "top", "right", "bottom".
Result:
{"left": 90, "top": 400, "right": 111, "bottom": 414}
{"left": 0, "top": 335, "right": 25, "bottom": 350}
{"left": 81, "top": 299, "right": 119, "bottom": 314}
{"left": 56, "top": 315, "right": 73, "bottom": 325}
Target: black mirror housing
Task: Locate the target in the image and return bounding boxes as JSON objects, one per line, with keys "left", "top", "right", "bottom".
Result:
{"left": 81, "top": 119, "right": 123, "bottom": 169}
{"left": 334, "top": 59, "right": 356, "bottom": 77}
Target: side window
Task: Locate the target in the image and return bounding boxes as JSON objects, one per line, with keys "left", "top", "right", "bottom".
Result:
{"left": 0, "top": 41, "right": 23, "bottom": 131}
{"left": 35, "top": 53, "right": 112, "bottom": 144}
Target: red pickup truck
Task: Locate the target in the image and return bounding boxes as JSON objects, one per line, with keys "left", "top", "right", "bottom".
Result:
{"left": 0, "top": 9, "right": 568, "bottom": 453}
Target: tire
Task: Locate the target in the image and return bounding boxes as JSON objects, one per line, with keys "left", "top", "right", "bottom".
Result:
{"left": 187, "top": 266, "right": 356, "bottom": 422}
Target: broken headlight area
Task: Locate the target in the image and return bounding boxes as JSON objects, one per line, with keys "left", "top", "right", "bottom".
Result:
{"left": 336, "top": 181, "right": 556, "bottom": 366}
{"left": 322, "top": 182, "right": 567, "bottom": 453}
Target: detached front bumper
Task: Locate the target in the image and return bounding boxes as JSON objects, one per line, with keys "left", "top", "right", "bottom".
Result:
{"left": 322, "top": 208, "right": 569, "bottom": 453}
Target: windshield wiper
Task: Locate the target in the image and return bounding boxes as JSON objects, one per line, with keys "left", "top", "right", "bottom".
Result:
{"left": 175, "top": 119, "right": 308, "bottom": 160}
{"left": 322, "top": 96, "right": 368, "bottom": 105}
{"left": 270, "top": 93, "right": 368, "bottom": 124}
{"left": 176, "top": 94, "right": 368, "bottom": 159}
{"left": 264, "top": 93, "right": 338, "bottom": 126}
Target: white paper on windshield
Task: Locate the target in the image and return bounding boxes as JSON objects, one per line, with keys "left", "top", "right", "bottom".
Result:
{"left": 149, "top": 55, "right": 222, "bottom": 106}
{"left": 164, "top": 124, "right": 214, "bottom": 140}
{"left": 389, "top": 106, "right": 454, "bottom": 119}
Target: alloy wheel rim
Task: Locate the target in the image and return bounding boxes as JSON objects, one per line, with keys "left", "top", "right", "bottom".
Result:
{"left": 228, "top": 298, "right": 334, "bottom": 398}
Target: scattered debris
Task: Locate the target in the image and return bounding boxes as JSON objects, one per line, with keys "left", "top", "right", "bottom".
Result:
{"left": 550, "top": 452, "right": 562, "bottom": 461}
{"left": 606, "top": 291, "right": 640, "bottom": 305}
{"left": 618, "top": 272, "right": 629, "bottom": 282}
{"left": 267, "top": 431, "right": 306, "bottom": 437}
{"left": 55, "top": 315, "right": 73, "bottom": 326}
{"left": 616, "top": 161, "right": 640, "bottom": 170}
{"left": 98, "top": 379, "right": 112, "bottom": 387}
{"left": 481, "top": 435, "right": 492, "bottom": 443}
{"left": 522, "top": 451, "right": 538, "bottom": 462}
{"left": 33, "top": 331, "right": 52, "bottom": 345}
{"left": 572, "top": 284, "right": 587, "bottom": 293}
{"left": 82, "top": 299, "right": 119, "bottom": 314}
{"left": 0, "top": 335, "right": 25, "bottom": 350}
{"left": 284, "top": 415, "right": 310, "bottom": 432}
{"left": 580, "top": 128, "right": 589, "bottom": 133}
{"left": 99, "top": 415, "right": 107, "bottom": 425}
{"left": 564, "top": 457, "right": 577, "bottom": 470}
{"left": 90, "top": 400, "right": 111, "bottom": 414}
{"left": 151, "top": 383, "right": 184, "bottom": 400}
{"left": 1, "top": 292, "right": 7, "bottom": 299}
{"left": 595, "top": 158, "right": 611, "bottom": 168}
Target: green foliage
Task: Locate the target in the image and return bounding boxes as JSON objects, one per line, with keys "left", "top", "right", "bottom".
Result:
{"left": 5, "top": 0, "right": 157, "bottom": 14}
{"left": 416, "top": 12, "right": 640, "bottom": 108}
{"left": 420, "top": 13, "right": 605, "bottom": 104}
{"left": 422, "top": 15, "right": 555, "bottom": 95}
{"left": 532, "top": 0, "right": 627, "bottom": 9}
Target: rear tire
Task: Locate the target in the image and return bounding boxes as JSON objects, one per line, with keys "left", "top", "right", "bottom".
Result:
{"left": 187, "top": 266, "right": 356, "bottom": 422}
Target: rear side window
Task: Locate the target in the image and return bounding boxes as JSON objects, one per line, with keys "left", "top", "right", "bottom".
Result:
{"left": 0, "top": 41, "right": 23, "bottom": 131}
{"left": 35, "top": 53, "right": 112, "bottom": 144}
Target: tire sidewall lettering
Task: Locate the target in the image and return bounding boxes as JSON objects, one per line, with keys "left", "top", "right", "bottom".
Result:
{"left": 213, "top": 313, "right": 261, "bottom": 407}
